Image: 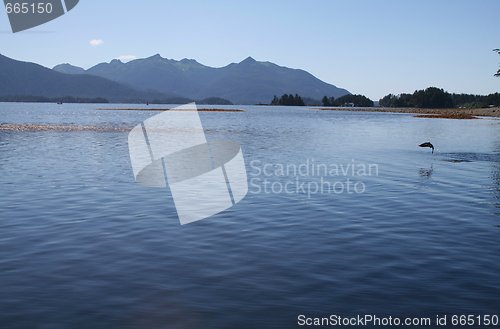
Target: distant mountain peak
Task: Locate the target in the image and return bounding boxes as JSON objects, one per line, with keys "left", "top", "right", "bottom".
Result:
{"left": 240, "top": 56, "right": 256, "bottom": 64}
{"left": 149, "top": 53, "right": 164, "bottom": 60}
{"left": 52, "top": 63, "right": 85, "bottom": 74}
{"left": 110, "top": 59, "right": 123, "bottom": 65}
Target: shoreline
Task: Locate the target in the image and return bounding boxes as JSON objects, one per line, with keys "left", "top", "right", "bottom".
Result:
{"left": 0, "top": 124, "right": 131, "bottom": 132}
{"left": 312, "top": 107, "right": 500, "bottom": 118}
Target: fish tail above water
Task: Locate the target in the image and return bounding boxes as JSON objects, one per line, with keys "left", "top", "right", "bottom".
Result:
{"left": 419, "top": 142, "right": 434, "bottom": 153}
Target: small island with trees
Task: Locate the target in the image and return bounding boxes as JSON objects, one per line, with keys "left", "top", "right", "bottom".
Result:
{"left": 271, "top": 94, "right": 305, "bottom": 106}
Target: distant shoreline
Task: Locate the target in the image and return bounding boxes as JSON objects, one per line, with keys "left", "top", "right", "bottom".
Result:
{"left": 96, "top": 108, "right": 244, "bottom": 112}
{"left": 312, "top": 107, "right": 500, "bottom": 118}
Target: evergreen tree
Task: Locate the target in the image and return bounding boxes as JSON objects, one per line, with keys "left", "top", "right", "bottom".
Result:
{"left": 271, "top": 95, "right": 279, "bottom": 105}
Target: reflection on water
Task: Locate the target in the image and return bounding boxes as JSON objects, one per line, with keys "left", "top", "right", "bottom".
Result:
{"left": 0, "top": 103, "right": 499, "bottom": 328}
{"left": 419, "top": 165, "right": 433, "bottom": 178}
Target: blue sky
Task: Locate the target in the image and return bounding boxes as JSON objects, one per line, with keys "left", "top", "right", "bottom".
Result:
{"left": 0, "top": 0, "right": 499, "bottom": 100}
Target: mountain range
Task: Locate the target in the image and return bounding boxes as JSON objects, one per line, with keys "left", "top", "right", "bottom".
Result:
{"left": 0, "top": 54, "right": 163, "bottom": 102}
{"left": 0, "top": 53, "right": 350, "bottom": 104}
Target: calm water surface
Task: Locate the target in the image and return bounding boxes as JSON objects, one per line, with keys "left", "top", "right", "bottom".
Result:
{"left": 0, "top": 103, "right": 499, "bottom": 328}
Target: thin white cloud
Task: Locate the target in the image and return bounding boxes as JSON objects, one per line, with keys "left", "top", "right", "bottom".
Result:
{"left": 116, "top": 55, "right": 137, "bottom": 62}
{"left": 89, "top": 39, "right": 104, "bottom": 47}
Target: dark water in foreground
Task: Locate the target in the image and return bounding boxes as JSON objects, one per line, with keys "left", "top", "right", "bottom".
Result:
{"left": 0, "top": 103, "right": 499, "bottom": 328}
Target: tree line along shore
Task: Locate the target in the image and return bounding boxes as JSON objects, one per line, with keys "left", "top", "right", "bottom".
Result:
{"left": 271, "top": 87, "right": 500, "bottom": 109}
{"left": 1, "top": 87, "right": 499, "bottom": 116}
